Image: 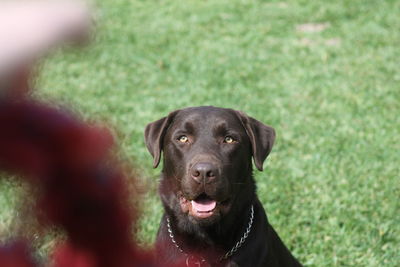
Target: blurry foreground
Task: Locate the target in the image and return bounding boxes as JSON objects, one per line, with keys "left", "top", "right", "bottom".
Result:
{"left": 0, "top": 1, "right": 180, "bottom": 266}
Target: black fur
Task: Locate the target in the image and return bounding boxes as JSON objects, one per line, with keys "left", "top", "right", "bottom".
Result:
{"left": 145, "top": 106, "right": 302, "bottom": 266}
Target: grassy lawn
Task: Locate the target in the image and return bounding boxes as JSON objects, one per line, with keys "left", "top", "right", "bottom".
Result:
{"left": 1, "top": 0, "right": 399, "bottom": 265}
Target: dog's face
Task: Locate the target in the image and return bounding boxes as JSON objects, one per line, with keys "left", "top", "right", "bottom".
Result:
{"left": 145, "top": 106, "right": 275, "bottom": 226}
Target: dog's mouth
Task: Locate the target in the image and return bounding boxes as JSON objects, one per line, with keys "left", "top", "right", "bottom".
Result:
{"left": 179, "top": 193, "right": 229, "bottom": 219}
{"left": 190, "top": 193, "right": 216, "bottom": 218}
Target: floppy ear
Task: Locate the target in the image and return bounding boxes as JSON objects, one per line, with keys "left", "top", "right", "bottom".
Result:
{"left": 144, "top": 110, "right": 179, "bottom": 168}
{"left": 235, "top": 111, "right": 276, "bottom": 171}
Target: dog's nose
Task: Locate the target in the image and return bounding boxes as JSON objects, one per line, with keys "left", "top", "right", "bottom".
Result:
{"left": 190, "top": 162, "right": 217, "bottom": 184}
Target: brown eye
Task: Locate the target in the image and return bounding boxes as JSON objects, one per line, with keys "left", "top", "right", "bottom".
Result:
{"left": 178, "top": 135, "right": 189, "bottom": 143}
{"left": 224, "top": 136, "right": 235, "bottom": 144}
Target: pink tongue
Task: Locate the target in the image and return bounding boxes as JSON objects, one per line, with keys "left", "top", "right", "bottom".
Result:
{"left": 191, "top": 199, "right": 216, "bottom": 212}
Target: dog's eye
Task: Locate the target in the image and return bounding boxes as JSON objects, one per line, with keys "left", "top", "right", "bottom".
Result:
{"left": 224, "top": 136, "right": 235, "bottom": 144}
{"left": 178, "top": 135, "right": 189, "bottom": 143}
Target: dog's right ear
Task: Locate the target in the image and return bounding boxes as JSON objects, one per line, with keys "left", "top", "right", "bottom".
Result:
{"left": 144, "top": 110, "right": 179, "bottom": 168}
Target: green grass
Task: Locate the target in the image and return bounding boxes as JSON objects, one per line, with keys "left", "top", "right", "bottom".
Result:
{"left": 1, "top": 0, "right": 400, "bottom": 265}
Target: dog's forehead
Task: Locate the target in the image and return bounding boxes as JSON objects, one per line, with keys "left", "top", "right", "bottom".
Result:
{"left": 172, "top": 106, "right": 242, "bottom": 129}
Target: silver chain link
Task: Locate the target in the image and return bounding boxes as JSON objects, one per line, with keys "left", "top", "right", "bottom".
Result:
{"left": 221, "top": 205, "right": 254, "bottom": 260}
{"left": 166, "top": 204, "right": 255, "bottom": 261}
{"left": 167, "top": 216, "right": 186, "bottom": 254}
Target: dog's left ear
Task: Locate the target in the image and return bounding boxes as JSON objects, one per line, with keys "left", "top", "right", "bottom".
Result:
{"left": 144, "top": 110, "right": 180, "bottom": 168}
{"left": 235, "top": 111, "right": 276, "bottom": 171}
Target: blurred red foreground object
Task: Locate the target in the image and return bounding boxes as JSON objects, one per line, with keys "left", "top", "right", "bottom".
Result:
{"left": 0, "top": 1, "right": 187, "bottom": 266}
{"left": 0, "top": 99, "right": 158, "bottom": 267}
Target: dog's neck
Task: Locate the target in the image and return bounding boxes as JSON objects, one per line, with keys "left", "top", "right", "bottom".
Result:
{"left": 161, "top": 173, "right": 257, "bottom": 253}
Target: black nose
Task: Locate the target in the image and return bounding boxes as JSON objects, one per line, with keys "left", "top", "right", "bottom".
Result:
{"left": 190, "top": 162, "right": 218, "bottom": 184}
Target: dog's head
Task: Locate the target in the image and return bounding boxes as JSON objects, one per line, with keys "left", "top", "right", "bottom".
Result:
{"left": 145, "top": 106, "right": 275, "bottom": 226}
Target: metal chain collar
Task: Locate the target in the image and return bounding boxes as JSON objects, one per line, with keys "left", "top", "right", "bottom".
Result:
{"left": 166, "top": 204, "right": 254, "bottom": 263}
{"left": 220, "top": 205, "right": 254, "bottom": 260}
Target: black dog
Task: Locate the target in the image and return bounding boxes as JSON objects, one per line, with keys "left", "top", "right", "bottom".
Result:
{"left": 145, "top": 106, "right": 301, "bottom": 267}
